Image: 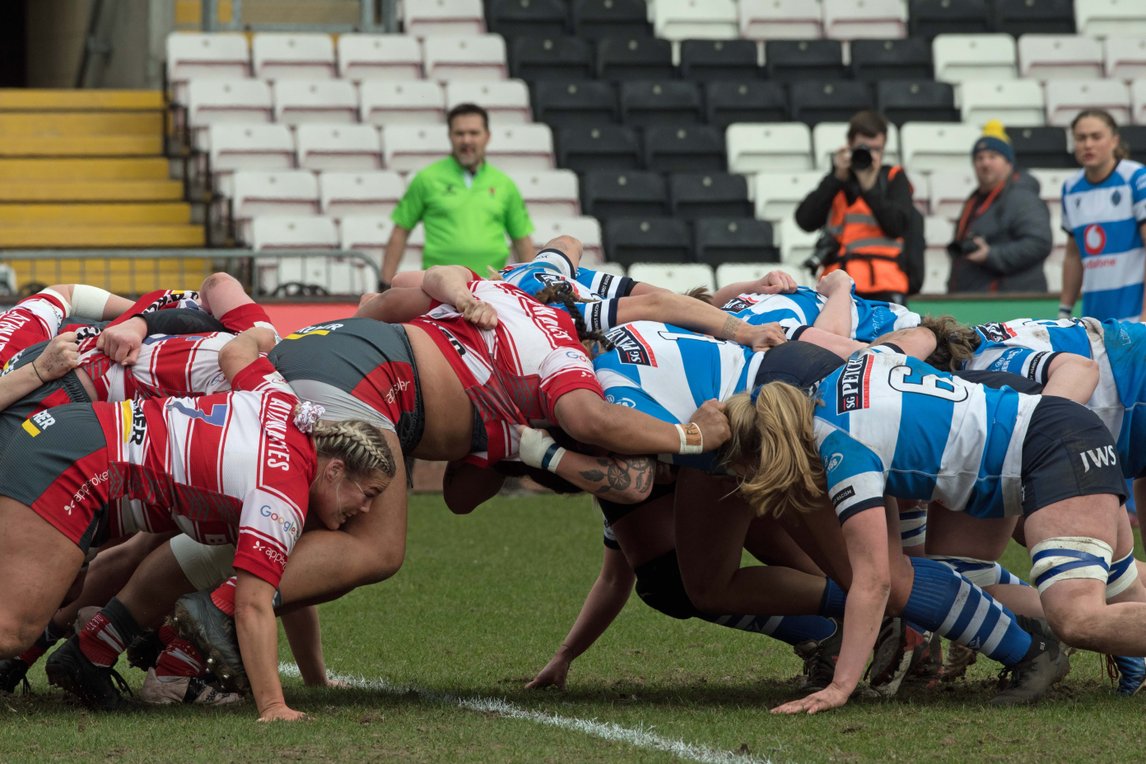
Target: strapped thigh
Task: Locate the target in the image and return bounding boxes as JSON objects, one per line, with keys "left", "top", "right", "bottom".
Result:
{"left": 1028, "top": 536, "right": 1112, "bottom": 594}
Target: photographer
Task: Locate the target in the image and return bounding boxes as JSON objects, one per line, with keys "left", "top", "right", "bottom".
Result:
{"left": 947, "top": 121, "right": 1051, "bottom": 293}
{"left": 795, "top": 111, "right": 914, "bottom": 304}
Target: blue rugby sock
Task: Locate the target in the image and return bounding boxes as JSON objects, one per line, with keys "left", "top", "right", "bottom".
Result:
{"left": 703, "top": 613, "right": 837, "bottom": 645}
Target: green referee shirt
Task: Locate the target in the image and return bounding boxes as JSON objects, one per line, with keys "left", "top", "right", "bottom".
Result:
{"left": 391, "top": 156, "right": 534, "bottom": 274}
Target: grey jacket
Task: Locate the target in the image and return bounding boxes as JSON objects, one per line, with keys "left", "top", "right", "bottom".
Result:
{"left": 946, "top": 174, "right": 1052, "bottom": 293}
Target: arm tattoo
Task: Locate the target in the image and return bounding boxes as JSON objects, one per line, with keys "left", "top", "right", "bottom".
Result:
{"left": 720, "top": 314, "right": 741, "bottom": 341}
{"left": 577, "top": 456, "right": 654, "bottom": 497}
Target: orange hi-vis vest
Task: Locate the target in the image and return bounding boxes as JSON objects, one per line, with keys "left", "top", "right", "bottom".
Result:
{"left": 822, "top": 165, "right": 909, "bottom": 296}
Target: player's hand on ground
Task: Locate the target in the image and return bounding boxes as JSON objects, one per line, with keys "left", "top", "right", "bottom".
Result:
{"left": 258, "top": 703, "right": 309, "bottom": 722}
{"left": 36, "top": 331, "right": 81, "bottom": 380}
{"left": 526, "top": 655, "right": 570, "bottom": 690}
{"left": 97, "top": 316, "right": 147, "bottom": 365}
{"left": 459, "top": 297, "right": 498, "bottom": 330}
{"left": 771, "top": 684, "right": 850, "bottom": 715}
{"left": 688, "top": 399, "right": 730, "bottom": 451}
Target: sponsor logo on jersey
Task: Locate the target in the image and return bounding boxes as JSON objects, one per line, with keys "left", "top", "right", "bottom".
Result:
{"left": 720, "top": 295, "right": 760, "bottom": 313}
{"left": 836, "top": 356, "right": 872, "bottom": 413}
{"left": 608, "top": 326, "right": 658, "bottom": 367}
{"left": 830, "top": 486, "right": 855, "bottom": 506}
{"left": 260, "top": 505, "right": 301, "bottom": 540}
{"left": 263, "top": 396, "right": 295, "bottom": 472}
{"left": 121, "top": 400, "right": 147, "bottom": 445}
{"left": 986, "top": 347, "right": 1025, "bottom": 373}
{"left": 251, "top": 539, "right": 288, "bottom": 567}
{"left": 1083, "top": 223, "right": 1107, "bottom": 256}
{"left": 606, "top": 394, "right": 637, "bottom": 408}
{"left": 596, "top": 273, "right": 614, "bottom": 296}
{"left": 1079, "top": 444, "right": 1117, "bottom": 473}
{"left": 285, "top": 322, "right": 344, "bottom": 340}
{"left": 166, "top": 399, "right": 230, "bottom": 427}
{"left": 384, "top": 379, "right": 411, "bottom": 404}
{"left": 976, "top": 322, "right": 1016, "bottom": 343}
{"left": 21, "top": 410, "right": 57, "bottom": 437}
{"left": 826, "top": 452, "right": 844, "bottom": 472}
{"left": 1026, "top": 351, "right": 1049, "bottom": 380}
{"left": 64, "top": 469, "right": 110, "bottom": 515}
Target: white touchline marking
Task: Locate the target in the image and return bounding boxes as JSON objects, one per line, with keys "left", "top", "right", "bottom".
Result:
{"left": 280, "top": 663, "right": 773, "bottom": 764}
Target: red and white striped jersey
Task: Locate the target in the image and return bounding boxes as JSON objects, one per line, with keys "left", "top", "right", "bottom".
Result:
{"left": 95, "top": 358, "right": 315, "bottom": 586}
{"left": 0, "top": 292, "right": 70, "bottom": 366}
{"left": 80, "top": 332, "right": 233, "bottom": 402}
{"left": 410, "top": 277, "right": 603, "bottom": 465}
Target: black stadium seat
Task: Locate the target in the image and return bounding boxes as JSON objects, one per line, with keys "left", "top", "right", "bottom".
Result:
{"left": 643, "top": 126, "right": 726, "bottom": 173}
{"left": 679, "top": 39, "right": 761, "bottom": 82}
{"left": 850, "top": 39, "right": 933, "bottom": 82}
{"left": 557, "top": 125, "right": 642, "bottom": 172}
{"left": 581, "top": 170, "right": 669, "bottom": 218}
{"left": 693, "top": 218, "right": 779, "bottom": 265}
{"left": 1120, "top": 126, "right": 1146, "bottom": 165}
{"left": 908, "top": 0, "right": 992, "bottom": 40}
{"left": 511, "top": 36, "right": 594, "bottom": 81}
{"left": 1008, "top": 126, "right": 1073, "bottom": 169}
{"left": 596, "top": 36, "right": 675, "bottom": 81}
{"left": 790, "top": 81, "right": 874, "bottom": 125}
{"left": 876, "top": 80, "right": 960, "bottom": 125}
{"left": 619, "top": 81, "right": 703, "bottom": 128}
{"left": 704, "top": 81, "right": 788, "bottom": 128}
{"left": 992, "top": 0, "right": 1075, "bottom": 35}
{"left": 764, "top": 40, "right": 847, "bottom": 83}
{"left": 487, "top": 0, "right": 569, "bottom": 38}
{"left": 604, "top": 218, "right": 693, "bottom": 266}
{"left": 668, "top": 173, "right": 752, "bottom": 220}
{"left": 532, "top": 80, "right": 617, "bottom": 126}
{"left": 572, "top": 0, "right": 652, "bottom": 40}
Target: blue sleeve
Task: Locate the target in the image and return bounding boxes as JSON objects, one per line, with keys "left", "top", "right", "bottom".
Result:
{"left": 973, "top": 343, "right": 1057, "bottom": 383}
{"left": 820, "top": 428, "right": 887, "bottom": 524}
{"left": 1131, "top": 167, "right": 1146, "bottom": 224}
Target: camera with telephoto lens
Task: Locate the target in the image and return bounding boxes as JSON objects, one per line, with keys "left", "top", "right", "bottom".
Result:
{"left": 947, "top": 239, "right": 979, "bottom": 258}
{"left": 850, "top": 144, "right": 874, "bottom": 171}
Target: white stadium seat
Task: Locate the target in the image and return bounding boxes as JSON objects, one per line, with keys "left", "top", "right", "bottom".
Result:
{"left": 927, "top": 170, "right": 976, "bottom": 221}
{"left": 1132, "top": 79, "right": 1146, "bottom": 125}
{"left": 922, "top": 249, "right": 949, "bottom": 294}
{"left": 359, "top": 80, "right": 446, "bottom": 126}
{"left": 204, "top": 123, "right": 295, "bottom": 176}
{"left": 714, "top": 262, "right": 792, "bottom": 289}
{"left": 726, "top": 123, "right": 813, "bottom": 174}
{"left": 403, "top": 0, "right": 486, "bottom": 37}
{"left": 486, "top": 124, "right": 555, "bottom": 171}
{"left": 1044, "top": 79, "right": 1130, "bottom": 126}
{"left": 509, "top": 170, "right": 581, "bottom": 217}
{"left": 923, "top": 214, "right": 953, "bottom": 261}
{"left": 295, "top": 124, "right": 383, "bottom": 171}
{"left": 933, "top": 34, "right": 1017, "bottom": 82}
{"left": 654, "top": 0, "right": 739, "bottom": 41}
{"left": 422, "top": 35, "right": 507, "bottom": 82}
{"left": 251, "top": 33, "right": 336, "bottom": 80}
{"left": 1104, "top": 37, "right": 1146, "bottom": 81}
{"left": 230, "top": 171, "right": 320, "bottom": 236}
{"left": 186, "top": 79, "right": 272, "bottom": 129}
{"left": 380, "top": 124, "right": 451, "bottom": 173}
{"left": 1075, "top": 0, "right": 1146, "bottom": 38}
{"left": 739, "top": 0, "right": 824, "bottom": 40}
{"left": 320, "top": 171, "right": 406, "bottom": 218}
{"left": 907, "top": 170, "right": 930, "bottom": 216}
{"left": 337, "top": 34, "right": 423, "bottom": 80}
{"left": 627, "top": 263, "right": 715, "bottom": 292}
{"left": 778, "top": 217, "right": 820, "bottom": 266}
{"left": 167, "top": 33, "right": 250, "bottom": 102}
{"left": 900, "top": 122, "right": 981, "bottom": 172}
{"left": 272, "top": 80, "right": 359, "bottom": 125}
{"left": 959, "top": 80, "right": 1046, "bottom": 128}
{"left": 445, "top": 80, "right": 532, "bottom": 124}
{"left": 1028, "top": 168, "right": 1073, "bottom": 217}
{"left": 250, "top": 215, "right": 338, "bottom": 250}
{"left": 1017, "top": 34, "right": 1104, "bottom": 81}
{"left": 339, "top": 215, "right": 421, "bottom": 272}
{"left": 251, "top": 216, "right": 371, "bottom": 296}
{"left": 752, "top": 171, "right": 825, "bottom": 223}
{"left": 531, "top": 216, "right": 604, "bottom": 264}
{"left": 822, "top": 0, "right": 907, "bottom": 40}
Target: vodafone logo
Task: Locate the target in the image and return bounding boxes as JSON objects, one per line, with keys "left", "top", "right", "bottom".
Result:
{"left": 1083, "top": 224, "right": 1106, "bottom": 256}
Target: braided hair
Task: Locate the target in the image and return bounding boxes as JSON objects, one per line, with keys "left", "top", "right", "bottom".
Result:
{"left": 534, "top": 281, "right": 615, "bottom": 351}
{"left": 310, "top": 419, "right": 396, "bottom": 482}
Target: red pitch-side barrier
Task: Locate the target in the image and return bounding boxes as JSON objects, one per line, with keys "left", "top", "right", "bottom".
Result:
{"left": 263, "top": 302, "right": 358, "bottom": 335}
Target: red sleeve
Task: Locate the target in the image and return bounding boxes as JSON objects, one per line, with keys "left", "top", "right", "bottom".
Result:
{"left": 105, "top": 289, "right": 200, "bottom": 328}
{"left": 230, "top": 356, "right": 295, "bottom": 397}
{"left": 538, "top": 345, "right": 605, "bottom": 422}
{"left": 217, "top": 302, "right": 277, "bottom": 334}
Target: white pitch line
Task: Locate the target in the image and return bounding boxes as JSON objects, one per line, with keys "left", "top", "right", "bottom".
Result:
{"left": 280, "top": 663, "right": 773, "bottom": 764}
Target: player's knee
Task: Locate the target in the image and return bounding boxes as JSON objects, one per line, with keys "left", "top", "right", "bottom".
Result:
{"left": 634, "top": 550, "right": 699, "bottom": 619}
{"left": 0, "top": 617, "right": 38, "bottom": 659}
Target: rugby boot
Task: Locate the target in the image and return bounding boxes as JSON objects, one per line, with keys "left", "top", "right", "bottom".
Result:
{"left": 171, "top": 591, "right": 246, "bottom": 692}
{"left": 1106, "top": 654, "right": 1146, "bottom": 696}
{"left": 990, "top": 617, "right": 1070, "bottom": 706}
{"left": 867, "top": 618, "right": 930, "bottom": 697}
{"left": 139, "top": 668, "right": 244, "bottom": 706}
{"left": 793, "top": 619, "right": 842, "bottom": 692}
{"left": 45, "top": 636, "right": 130, "bottom": 711}
{"left": 0, "top": 658, "right": 31, "bottom": 695}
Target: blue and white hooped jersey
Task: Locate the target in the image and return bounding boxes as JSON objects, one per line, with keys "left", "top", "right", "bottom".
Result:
{"left": 963, "top": 317, "right": 1146, "bottom": 477}
{"left": 720, "top": 286, "right": 919, "bottom": 342}
{"left": 814, "top": 347, "right": 1039, "bottom": 523}
{"left": 1061, "top": 160, "right": 1146, "bottom": 322}
{"left": 499, "top": 261, "right": 636, "bottom": 334}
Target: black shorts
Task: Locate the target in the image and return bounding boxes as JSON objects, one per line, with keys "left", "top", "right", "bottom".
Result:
{"left": 953, "top": 369, "right": 1043, "bottom": 395}
{"left": 1020, "top": 396, "right": 1127, "bottom": 515}
{"left": 1, "top": 339, "right": 93, "bottom": 442}
{"left": 753, "top": 341, "right": 845, "bottom": 391}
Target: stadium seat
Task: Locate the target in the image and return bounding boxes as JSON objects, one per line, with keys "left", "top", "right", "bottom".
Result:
{"left": 627, "top": 262, "right": 715, "bottom": 290}
{"left": 933, "top": 34, "right": 1017, "bottom": 81}
{"left": 445, "top": 80, "right": 531, "bottom": 124}
{"left": 1044, "top": 79, "right": 1131, "bottom": 126}
{"left": 556, "top": 125, "right": 641, "bottom": 172}
{"left": 927, "top": 170, "right": 977, "bottom": 221}
{"left": 403, "top": 0, "right": 486, "bottom": 36}
{"left": 605, "top": 219, "right": 695, "bottom": 266}
{"left": 509, "top": 169, "right": 581, "bottom": 217}
{"left": 167, "top": 33, "right": 250, "bottom": 101}
{"left": 778, "top": 217, "right": 820, "bottom": 266}
{"left": 678, "top": 40, "right": 761, "bottom": 82}
{"left": 1018, "top": 35, "right": 1104, "bottom": 81}
{"left": 337, "top": 34, "right": 423, "bottom": 80}
{"left": 487, "top": 124, "right": 555, "bottom": 171}
{"left": 596, "top": 36, "right": 675, "bottom": 80}
{"left": 531, "top": 215, "right": 604, "bottom": 262}
{"left": 186, "top": 79, "right": 273, "bottom": 129}
{"left": 653, "top": 0, "right": 739, "bottom": 41}
{"left": 251, "top": 216, "right": 367, "bottom": 296}
{"left": 900, "top": 122, "right": 981, "bottom": 171}
{"left": 704, "top": 81, "right": 788, "bottom": 128}
{"left": 339, "top": 215, "right": 414, "bottom": 271}
{"left": 295, "top": 124, "right": 383, "bottom": 171}
{"left": 790, "top": 81, "right": 874, "bottom": 125}
{"left": 752, "top": 171, "right": 825, "bottom": 222}
{"left": 726, "top": 123, "right": 814, "bottom": 173}
{"left": 272, "top": 80, "right": 358, "bottom": 125}
{"left": 1045, "top": 236, "right": 1065, "bottom": 292}
{"left": 511, "top": 36, "right": 594, "bottom": 81}
{"left": 908, "top": 170, "right": 931, "bottom": 215}
{"left": 204, "top": 124, "right": 295, "bottom": 176}
{"left": 1122, "top": 125, "right": 1146, "bottom": 164}
{"left": 849, "top": 38, "right": 933, "bottom": 82}
{"left": 532, "top": 80, "right": 618, "bottom": 126}
{"left": 251, "top": 33, "right": 336, "bottom": 80}
{"left": 960, "top": 80, "right": 1046, "bottom": 127}
{"left": 581, "top": 170, "right": 669, "bottom": 218}
{"left": 618, "top": 81, "right": 703, "bottom": 128}
{"left": 1028, "top": 168, "right": 1073, "bottom": 216}
{"left": 992, "top": 0, "right": 1075, "bottom": 36}
{"left": 250, "top": 214, "right": 338, "bottom": 249}
{"left": 764, "top": 40, "right": 847, "bottom": 82}
{"left": 573, "top": 0, "right": 653, "bottom": 39}
{"left": 1075, "top": 0, "right": 1146, "bottom": 37}
{"left": 359, "top": 80, "right": 446, "bottom": 125}
{"left": 231, "top": 171, "right": 320, "bottom": 233}
{"left": 923, "top": 214, "right": 953, "bottom": 262}
{"left": 921, "top": 249, "right": 949, "bottom": 294}
{"left": 693, "top": 218, "right": 779, "bottom": 265}
{"left": 1009, "top": 126, "right": 1073, "bottom": 169}
{"left": 739, "top": 0, "right": 824, "bottom": 40}
{"left": 380, "top": 124, "right": 451, "bottom": 172}
{"left": 908, "top": 0, "right": 992, "bottom": 40}
{"left": 668, "top": 172, "right": 752, "bottom": 219}
{"left": 320, "top": 171, "right": 406, "bottom": 218}
{"left": 1105, "top": 38, "right": 1146, "bottom": 81}
{"left": 876, "top": 81, "right": 960, "bottom": 125}
{"left": 643, "top": 126, "right": 726, "bottom": 172}
{"left": 812, "top": 123, "right": 901, "bottom": 169}
{"left": 822, "top": 0, "right": 907, "bottom": 39}
{"left": 1132, "top": 80, "right": 1146, "bottom": 126}
{"left": 487, "top": 0, "right": 570, "bottom": 37}
{"left": 715, "top": 261, "right": 809, "bottom": 288}
{"left": 423, "top": 35, "right": 508, "bottom": 81}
